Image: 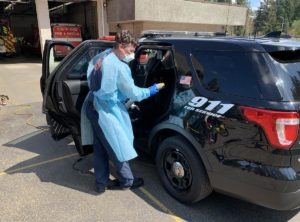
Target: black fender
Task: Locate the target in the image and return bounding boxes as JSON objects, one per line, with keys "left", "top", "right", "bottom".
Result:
{"left": 148, "top": 122, "right": 212, "bottom": 171}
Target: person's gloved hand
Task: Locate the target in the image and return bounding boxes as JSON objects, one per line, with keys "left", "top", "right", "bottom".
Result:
{"left": 156, "top": 83, "right": 165, "bottom": 90}
{"left": 149, "top": 83, "right": 165, "bottom": 96}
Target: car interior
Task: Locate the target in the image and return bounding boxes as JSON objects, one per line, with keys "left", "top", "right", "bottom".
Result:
{"left": 58, "top": 46, "right": 106, "bottom": 119}
{"left": 130, "top": 48, "right": 177, "bottom": 129}
{"left": 56, "top": 45, "right": 177, "bottom": 132}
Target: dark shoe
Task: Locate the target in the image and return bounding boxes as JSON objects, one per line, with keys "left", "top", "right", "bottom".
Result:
{"left": 107, "top": 178, "right": 144, "bottom": 190}
{"left": 106, "top": 179, "right": 120, "bottom": 189}
{"left": 95, "top": 179, "right": 120, "bottom": 194}
{"left": 95, "top": 186, "right": 105, "bottom": 194}
{"left": 130, "top": 177, "right": 144, "bottom": 189}
{"left": 121, "top": 178, "right": 144, "bottom": 190}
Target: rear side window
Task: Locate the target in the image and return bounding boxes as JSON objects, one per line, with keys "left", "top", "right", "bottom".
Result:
{"left": 269, "top": 50, "right": 300, "bottom": 101}
{"left": 269, "top": 50, "right": 300, "bottom": 64}
{"left": 66, "top": 47, "right": 107, "bottom": 79}
{"left": 191, "top": 51, "right": 262, "bottom": 99}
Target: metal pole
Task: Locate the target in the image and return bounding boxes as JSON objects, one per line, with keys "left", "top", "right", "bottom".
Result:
{"left": 280, "top": 16, "right": 284, "bottom": 32}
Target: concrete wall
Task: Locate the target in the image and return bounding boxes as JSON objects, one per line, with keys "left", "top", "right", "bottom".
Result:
{"left": 106, "top": 0, "right": 247, "bottom": 26}
{"left": 109, "top": 21, "right": 226, "bottom": 37}
{"left": 142, "top": 21, "right": 225, "bottom": 32}
{"left": 135, "top": 0, "right": 247, "bottom": 26}
{"left": 109, "top": 21, "right": 143, "bottom": 36}
{"left": 96, "top": 0, "right": 109, "bottom": 36}
{"left": 35, "top": 0, "right": 51, "bottom": 56}
{"left": 106, "top": 0, "right": 135, "bottom": 22}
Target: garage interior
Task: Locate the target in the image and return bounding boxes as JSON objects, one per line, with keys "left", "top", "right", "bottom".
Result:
{"left": 0, "top": 0, "right": 99, "bottom": 58}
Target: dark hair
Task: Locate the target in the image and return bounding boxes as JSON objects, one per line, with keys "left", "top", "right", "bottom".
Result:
{"left": 114, "top": 30, "right": 137, "bottom": 47}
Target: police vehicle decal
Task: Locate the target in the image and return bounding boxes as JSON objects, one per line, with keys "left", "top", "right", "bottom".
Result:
{"left": 184, "top": 96, "right": 234, "bottom": 118}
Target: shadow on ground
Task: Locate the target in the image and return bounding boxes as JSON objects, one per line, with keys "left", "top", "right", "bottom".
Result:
{"left": 0, "top": 55, "right": 41, "bottom": 64}
{"left": 3, "top": 130, "right": 299, "bottom": 222}
{"left": 4, "top": 129, "right": 96, "bottom": 194}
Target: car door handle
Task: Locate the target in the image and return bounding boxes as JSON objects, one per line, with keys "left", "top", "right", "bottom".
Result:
{"left": 56, "top": 97, "right": 68, "bottom": 113}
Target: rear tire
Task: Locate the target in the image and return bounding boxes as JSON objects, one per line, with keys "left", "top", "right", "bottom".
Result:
{"left": 156, "top": 136, "right": 212, "bottom": 203}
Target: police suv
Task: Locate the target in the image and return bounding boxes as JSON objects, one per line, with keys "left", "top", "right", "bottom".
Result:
{"left": 40, "top": 30, "right": 300, "bottom": 210}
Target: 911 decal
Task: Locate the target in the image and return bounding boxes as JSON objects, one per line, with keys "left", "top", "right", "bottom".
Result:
{"left": 184, "top": 96, "right": 234, "bottom": 118}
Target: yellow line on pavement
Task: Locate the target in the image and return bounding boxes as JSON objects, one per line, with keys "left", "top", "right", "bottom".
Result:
{"left": 14, "top": 104, "right": 47, "bottom": 131}
{"left": 0, "top": 153, "right": 78, "bottom": 176}
{"left": 139, "top": 187, "right": 184, "bottom": 222}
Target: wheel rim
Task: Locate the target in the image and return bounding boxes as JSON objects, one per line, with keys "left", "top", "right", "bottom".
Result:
{"left": 163, "top": 148, "right": 192, "bottom": 191}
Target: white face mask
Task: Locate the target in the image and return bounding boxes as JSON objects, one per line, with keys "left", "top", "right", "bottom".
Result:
{"left": 123, "top": 53, "right": 135, "bottom": 63}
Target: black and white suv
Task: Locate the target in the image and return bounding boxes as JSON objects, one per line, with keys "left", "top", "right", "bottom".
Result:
{"left": 40, "top": 31, "right": 300, "bottom": 210}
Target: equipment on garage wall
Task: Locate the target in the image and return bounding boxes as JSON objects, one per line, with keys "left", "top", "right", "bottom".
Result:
{"left": 51, "top": 23, "right": 82, "bottom": 59}
{"left": 49, "top": 1, "right": 97, "bottom": 40}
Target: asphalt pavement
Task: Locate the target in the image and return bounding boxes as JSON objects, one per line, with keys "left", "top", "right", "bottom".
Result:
{"left": 0, "top": 56, "right": 300, "bottom": 222}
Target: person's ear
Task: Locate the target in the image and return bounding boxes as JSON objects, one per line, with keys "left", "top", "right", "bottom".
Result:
{"left": 117, "top": 44, "right": 124, "bottom": 53}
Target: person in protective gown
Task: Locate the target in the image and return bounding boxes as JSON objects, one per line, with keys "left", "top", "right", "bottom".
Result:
{"left": 81, "top": 30, "right": 165, "bottom": 193}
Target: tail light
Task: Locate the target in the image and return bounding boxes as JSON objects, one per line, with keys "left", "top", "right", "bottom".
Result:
{"left": 240, "top": 106, "right": 299, "bottom": 150}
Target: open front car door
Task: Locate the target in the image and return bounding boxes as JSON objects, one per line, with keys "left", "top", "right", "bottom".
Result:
{"left": 41, "top": 40, "right": 115, "bottom": 156}
{"left": 41, "top": 40, "right": 75, "bottom": 142}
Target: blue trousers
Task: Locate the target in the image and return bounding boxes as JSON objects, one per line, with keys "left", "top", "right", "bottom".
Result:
{"left": 86, "top": 101, "right": 134, "bottom": 189}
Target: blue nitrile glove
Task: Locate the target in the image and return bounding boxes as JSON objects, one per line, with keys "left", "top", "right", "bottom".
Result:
{"left": 149, "top": 84, "right": 159, "bottom": 96}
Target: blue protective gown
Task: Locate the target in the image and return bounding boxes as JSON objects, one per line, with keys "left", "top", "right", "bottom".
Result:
{"left": 81, "top": 49, "right": 112, "bottom": 147}
{"left": 81, "top": 50, "right": 151, "bottom": 162}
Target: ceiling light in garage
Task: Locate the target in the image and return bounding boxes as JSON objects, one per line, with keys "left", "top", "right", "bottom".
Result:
{"left": 1, "top": 0, "right": 31, "bottom": 12}
{"left": 48, "top": 0, "right": 90, "bottom": 2}
{"left": 49, "top": 2, "right": 73, "bottom": 12}
{"left": 0, "top": 0, "right": 31, "bottom": 3}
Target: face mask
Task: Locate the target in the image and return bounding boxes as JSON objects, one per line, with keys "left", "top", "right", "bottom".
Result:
{"left": 123, "top": 53, "right": 135, "bottom": 63}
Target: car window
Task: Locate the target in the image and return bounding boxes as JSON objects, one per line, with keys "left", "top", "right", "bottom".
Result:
{"left": 49, "top": 45, "right": 73, "bottom": 74}
{"left": 132, "top": 48, "right": 170, "bottom": 86}
{"left": 66, "top": 47, "right": 107, "bottom": 79}
{"left": 174, "top": 52, "right": 190, "bottom": 76}
{"left": 137, "top": 49, "right": 163, "bottom": 72}
{"left": 191, "top": 51, "right": 262, "bottom": 99}
{"left": 269, "top": 50, "right": 300, "bottom": 101}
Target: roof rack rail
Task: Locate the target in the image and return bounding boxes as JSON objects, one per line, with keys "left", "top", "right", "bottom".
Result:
{"left": 141, "top": 30, "right": 227, "bottom": 38}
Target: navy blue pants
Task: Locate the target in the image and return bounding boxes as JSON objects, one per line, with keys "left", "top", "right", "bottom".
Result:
{"left": 85, "top": 101, "right": 134, "bottom": 189}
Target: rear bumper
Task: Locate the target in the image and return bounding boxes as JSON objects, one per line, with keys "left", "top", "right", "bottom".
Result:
{"left": 210, "top": 172, "right": 300, "bottom": 210}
